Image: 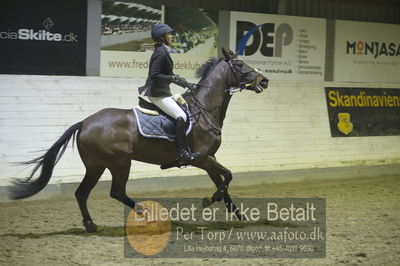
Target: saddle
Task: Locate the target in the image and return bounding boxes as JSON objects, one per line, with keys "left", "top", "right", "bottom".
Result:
{"left": 133, "top": 94, "right": 193, "bottom": 142}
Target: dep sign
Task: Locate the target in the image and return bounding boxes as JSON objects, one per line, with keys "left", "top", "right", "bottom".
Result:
{"left": 229, "top": 12, "right": 326, "bottom": 81}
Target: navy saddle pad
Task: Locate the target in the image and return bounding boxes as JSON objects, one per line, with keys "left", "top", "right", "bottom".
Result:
{"left": 133, "top": 108, "right": 192, "bottom": 142}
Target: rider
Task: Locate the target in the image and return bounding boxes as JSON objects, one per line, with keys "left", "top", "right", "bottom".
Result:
{"left": 141, "top": 23, "right": 199, "bottom": 166}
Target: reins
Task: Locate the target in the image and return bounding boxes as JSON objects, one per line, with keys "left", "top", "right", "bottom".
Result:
{"left": 184, "top": 59, "right": 258, "bottom": 136}
{"left": 186, "top": 83, "right": 223, "bottom": 136}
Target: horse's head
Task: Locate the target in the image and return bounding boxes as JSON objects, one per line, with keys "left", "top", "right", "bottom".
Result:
{"left": 222, "top": 47, "right": 269, "bottom": 94}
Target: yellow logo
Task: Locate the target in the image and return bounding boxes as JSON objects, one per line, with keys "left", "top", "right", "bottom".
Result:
{"left": 337, "top": 113, "right": 353, "bottom": 135}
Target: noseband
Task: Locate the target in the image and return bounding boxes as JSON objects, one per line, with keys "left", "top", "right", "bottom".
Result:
{"left": 225, "top": 59, "right": 262, "bottom": 95}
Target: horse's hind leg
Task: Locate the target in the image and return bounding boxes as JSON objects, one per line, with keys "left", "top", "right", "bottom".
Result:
{"left": 75, "top": 166, "right": 105, "bottom": 232}
{"left": 108, "top": 160, "right": 136, "bottom": 209}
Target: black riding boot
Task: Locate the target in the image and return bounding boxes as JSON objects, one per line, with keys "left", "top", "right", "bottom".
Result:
{"left": 175, "top": 117, "right": 199, "bottom": 166}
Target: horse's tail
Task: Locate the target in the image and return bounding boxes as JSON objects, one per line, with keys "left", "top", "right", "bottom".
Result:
{"left": 9, "top": 121, "right": 83, "bottom": 200}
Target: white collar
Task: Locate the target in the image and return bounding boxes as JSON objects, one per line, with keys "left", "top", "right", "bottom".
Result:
{"left": 163, "top": 44, "right": 170, "bottom": 52}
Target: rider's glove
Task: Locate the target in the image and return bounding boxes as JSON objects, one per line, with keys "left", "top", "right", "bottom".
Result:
{"left": 172, "top": 74, "right": 188, "bottom": 88}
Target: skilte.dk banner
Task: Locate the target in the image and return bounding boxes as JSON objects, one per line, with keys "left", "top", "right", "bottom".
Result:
{"left": 0, "top": 0, "right": 87, "bottom": 75}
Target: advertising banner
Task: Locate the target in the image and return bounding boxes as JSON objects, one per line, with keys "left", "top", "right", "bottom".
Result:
{"left": 0, "top": 0, "right": 87, "bottom": 75}
{"left": 333, "top": 20, "right": 400, "bottom": 83}
{"left": 100, "top": 3, "right": 218, "bottom": 79}
{"left": 229, "top": 12, "right": 326, "bottom": 81}
{"left": 100, "top": 1, "right": 162, "bottom": 77}
{"left": 325, "top": 87, "right": 400, "bottom": 137}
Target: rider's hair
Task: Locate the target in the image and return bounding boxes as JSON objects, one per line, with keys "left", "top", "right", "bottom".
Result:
{"left": 153, "top": 39, "right": 163, "bottom": 47}
{"left": 153, "top": 34, "right": 166, "bottom": 47}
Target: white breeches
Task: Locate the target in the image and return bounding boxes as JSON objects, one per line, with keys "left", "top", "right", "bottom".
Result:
{"left": 148, "top": 96, "right": 187, "bottom": 122}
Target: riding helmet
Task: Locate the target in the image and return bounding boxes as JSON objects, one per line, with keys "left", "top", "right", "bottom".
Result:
{"left": 151, "top": 23, "right": 173, "bottom": 41}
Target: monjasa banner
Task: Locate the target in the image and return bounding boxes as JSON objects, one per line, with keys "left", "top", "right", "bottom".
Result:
{"left": 0, "top": 0, "right": 87, "bottom": 75}
{"left": 325, "top": 87, "right": 400, "bottom": 137}
{"left": 333, "top": 20, "right": 400, "bottom": 83}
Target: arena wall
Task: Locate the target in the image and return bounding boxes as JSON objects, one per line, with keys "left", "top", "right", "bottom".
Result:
{"left": 0, "top": 75, "right": 399, "bottom": 186}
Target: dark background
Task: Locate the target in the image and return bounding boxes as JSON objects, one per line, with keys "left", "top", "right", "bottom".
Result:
{"left": 113, "top": 0, "right": 400, "bottom": 24}
{"left": 0, "top": 0, "right": 87, "bottom": 75}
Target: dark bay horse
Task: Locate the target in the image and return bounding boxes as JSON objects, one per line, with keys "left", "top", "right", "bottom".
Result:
{"left": 9, "top": 48, "right": 269, "bottom": 232}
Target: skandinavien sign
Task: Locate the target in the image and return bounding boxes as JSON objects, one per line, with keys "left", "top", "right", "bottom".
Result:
{"left": 325, "top": 87, "right": 400, "bottom": 137}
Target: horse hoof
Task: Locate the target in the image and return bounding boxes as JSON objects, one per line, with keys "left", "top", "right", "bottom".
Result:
{"left": 202, "top": 197, "right": 213, "bottom": 208}
{"left": 84, "top": 220, "right": 97, "bottom": 233}
{"left": 212, "top": 187, "right": 226, "bottom": 202}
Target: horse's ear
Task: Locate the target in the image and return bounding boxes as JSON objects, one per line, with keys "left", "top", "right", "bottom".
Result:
{"left": 222, "top": 47, "right": 231, "bottom": 60}
{"left": 229, "top": 49, "right": 238, "bottom": 59}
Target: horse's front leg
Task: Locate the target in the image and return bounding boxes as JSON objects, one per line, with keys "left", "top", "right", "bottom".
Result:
{"left": 195, "top": 156, "right": 243, "bottom": 220}
{"left": 207, "top": 172, "right": 243, "bottom": 221}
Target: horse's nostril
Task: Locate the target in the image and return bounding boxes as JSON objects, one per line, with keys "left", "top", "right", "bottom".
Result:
{"left": 260, "top": 79, "right": 269, "bottom": 87}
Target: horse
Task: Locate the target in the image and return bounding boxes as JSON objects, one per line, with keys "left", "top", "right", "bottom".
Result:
{"left": 9, "top": 48, "right": 269, "bottom": 232}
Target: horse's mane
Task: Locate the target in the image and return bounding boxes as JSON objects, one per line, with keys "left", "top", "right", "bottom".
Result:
{"left": 182, "top": 57, "right": 223, "bottom": 97}
{"left": 195, "top": 57, "right": 222, "bottom": 81}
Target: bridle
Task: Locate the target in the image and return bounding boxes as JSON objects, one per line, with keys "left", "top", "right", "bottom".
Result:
{"left": 226, "top": 59, "right": 265, "bottom": 95}
{"left": 185, "top": 58, "right": 263, "bottom": 136}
